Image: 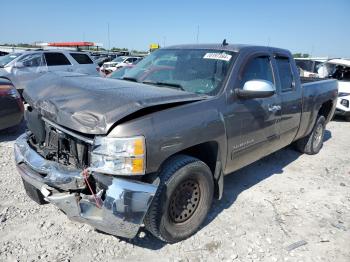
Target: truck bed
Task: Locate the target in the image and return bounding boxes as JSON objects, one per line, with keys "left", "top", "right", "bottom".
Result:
{"left": 296, "top": 79, "right": 338, "bottom": 142}
{"left": 300, "top": 76, "right": 326, "bottom": 84}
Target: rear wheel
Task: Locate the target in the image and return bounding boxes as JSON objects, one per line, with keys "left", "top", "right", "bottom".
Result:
{"left": 144, "top": 155, "right": 214, "bottom": 243}
{"left": 294, "top": 115, "right": 326, "bottom": 155}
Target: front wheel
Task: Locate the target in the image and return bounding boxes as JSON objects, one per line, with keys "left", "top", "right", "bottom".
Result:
{"left": 294, "top": 115, "right": 326, "bottom": 155}
{"left": 144, "top": 155, "right": 214, "bottom": 243}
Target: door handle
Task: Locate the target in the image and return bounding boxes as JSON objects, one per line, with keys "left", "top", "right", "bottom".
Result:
{"left": 268, "top": 105, "right": 281, "bottom": 112}
{"left": 67, "top": 68, "right": 73, "bottom": 72}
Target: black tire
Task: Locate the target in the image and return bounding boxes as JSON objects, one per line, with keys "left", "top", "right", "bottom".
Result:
{"left": 294, "top": 115, "right": 326, "bottom": 155}
{"left": 144, "top": 155, "right": 214, "bottom": 243}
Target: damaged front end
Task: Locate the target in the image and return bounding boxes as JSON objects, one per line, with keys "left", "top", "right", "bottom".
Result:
{"left": 14, "top": 130, "right": 158, "bottom": 239}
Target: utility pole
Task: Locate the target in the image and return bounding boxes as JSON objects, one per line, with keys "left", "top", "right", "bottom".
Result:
{"left": 107, "top": 22, "right": 110, "bottom": 52}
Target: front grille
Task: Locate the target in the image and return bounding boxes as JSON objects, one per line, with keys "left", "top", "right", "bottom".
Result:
{"left": 26, "top": 109, "right": 92, "bottom": 169}
{"left": 43, "top": 126, "right": 90, "bottom": 168}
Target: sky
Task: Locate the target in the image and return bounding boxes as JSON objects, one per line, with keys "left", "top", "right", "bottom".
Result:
{"left": 0, "top": 0, "right": 349, "bottom": 57}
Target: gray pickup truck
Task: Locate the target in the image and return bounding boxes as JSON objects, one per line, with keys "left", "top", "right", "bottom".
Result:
{"left": 15, "top": 44, "right": 338, "bottom": 243}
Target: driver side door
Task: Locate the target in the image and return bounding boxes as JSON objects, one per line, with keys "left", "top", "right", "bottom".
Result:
{"left": 225, "top": 53, "right": 282, "bottom": 173}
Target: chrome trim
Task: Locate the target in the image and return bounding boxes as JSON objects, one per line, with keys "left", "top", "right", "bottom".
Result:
{"left": 14, "top": 133, "right": 85, "bottom": 190}
{"left": 42, "top": 117, "right": 94, "bottom": 145}
{"left": 14, "top": 133, "right": 158, "bottom": 239}
{"left": 43, "top": 178, "right": 157, "bottom": 238}
{"left": 78, "top": 178, "right": 157, "bottom": 238}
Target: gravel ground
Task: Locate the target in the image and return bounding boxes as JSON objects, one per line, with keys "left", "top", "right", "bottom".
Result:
{"left": 0, "top": 119, "right": 349, "bottom": 262}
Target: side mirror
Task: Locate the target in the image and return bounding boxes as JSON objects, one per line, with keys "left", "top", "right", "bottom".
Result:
{"left": 235, "top": 80, "right": 275, "bottom": 99}
{"left": 14, "top": 61, "right": 25, "bottom": 68}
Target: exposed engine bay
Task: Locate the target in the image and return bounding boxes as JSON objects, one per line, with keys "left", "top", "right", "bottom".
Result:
{"left": 26, "top": 106, "right": 92, "bottom": 170}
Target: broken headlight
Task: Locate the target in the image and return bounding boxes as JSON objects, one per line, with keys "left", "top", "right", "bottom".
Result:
{"left": 90, "top": 136, "right": 146, "bottom": 175}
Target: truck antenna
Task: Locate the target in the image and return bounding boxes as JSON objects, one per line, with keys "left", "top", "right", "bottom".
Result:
{"left": 222, "top": 39, "right": 228, "bottom": 46}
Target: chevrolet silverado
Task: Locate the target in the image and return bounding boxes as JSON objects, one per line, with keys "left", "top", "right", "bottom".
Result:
{"left": 14, "top": 44, "right": 338, "bottom": 243}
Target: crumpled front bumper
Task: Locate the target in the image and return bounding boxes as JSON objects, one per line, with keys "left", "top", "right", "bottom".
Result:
{"left": 14, "top": 133, "right": 158, "bottom": 239}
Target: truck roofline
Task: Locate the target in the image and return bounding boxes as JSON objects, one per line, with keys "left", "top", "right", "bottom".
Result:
{"left": 164, "top": 43, "right": 290, "bottom": 54}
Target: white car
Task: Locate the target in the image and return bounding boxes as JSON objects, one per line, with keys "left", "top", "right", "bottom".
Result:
{"left": 101, "top": 56, "right": 141, "bottom": 74}
{"left": 336, "top": 81, "right": 350, "bottom": 119}
{"left": 0, "top": 50, "right": 99, "bottom": 94}
{"left": 296, "top": 58, "right": 350, "bottom": 120}
{"left": 320, "top": 59, "right": 350, "bottom": 120}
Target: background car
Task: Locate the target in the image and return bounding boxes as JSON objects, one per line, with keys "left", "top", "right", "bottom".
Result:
{"left": 101, "top": 56, "right": 141, "bottom": 75}
{"left": 0, "top": 53, "right": 23, "bottom": 67}
{"left": 0, "top": 50, "right": 99, "bottom": 94}
{"left": 0, "top": 78, "right": 24, "bottom": 131}
{"left": 296, "top": 58, "right": 350, "bottom": 120}
{"left": 95, "top": 56, "right": 113, "bottom": 67}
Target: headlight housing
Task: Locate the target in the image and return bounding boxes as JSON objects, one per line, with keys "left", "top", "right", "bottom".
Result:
{"left": 90, "top": 136, "right": 146, "bottom": 175}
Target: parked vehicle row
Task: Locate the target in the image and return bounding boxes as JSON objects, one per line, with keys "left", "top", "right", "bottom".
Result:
{"left": 15, "top": 44, "right": 337, "bottom": 243}
{"left": 0, "top": 50, "right": 99, "bottom": 94}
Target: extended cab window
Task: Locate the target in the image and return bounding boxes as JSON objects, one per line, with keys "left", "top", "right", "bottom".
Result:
{"left": 44, "top": 53, "right": 71, "bottom": 66}
{"left": 241, "top": 56, "right": 274, "bottom": 87}
{"left": 276, "top": 57, "right": 294, "bottom": 92}
{"left": 70, "top": 53, "right": 93, "bottom": 64}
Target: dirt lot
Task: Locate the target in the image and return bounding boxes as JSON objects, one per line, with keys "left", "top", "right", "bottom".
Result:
{"left": 0, "top": 119, "right": 349, "bottom": 262}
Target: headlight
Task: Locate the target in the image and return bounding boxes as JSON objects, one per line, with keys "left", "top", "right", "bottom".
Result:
{"left": 339, "top": 92, "right": 350, "bottom": 97}
{"left": 90, "top": 136, "right": 146, "bottom": 175}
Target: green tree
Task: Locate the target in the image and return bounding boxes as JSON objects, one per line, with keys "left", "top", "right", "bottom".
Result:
{"left": 293, "top": 53, "right": 310, "bottom": 58}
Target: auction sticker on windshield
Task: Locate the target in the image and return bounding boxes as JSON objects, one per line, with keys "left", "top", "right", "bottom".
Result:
{"left": 203, "top": 53, "right": 232, "bottom": 61}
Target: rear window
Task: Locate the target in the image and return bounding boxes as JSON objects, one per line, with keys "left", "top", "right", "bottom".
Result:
{"left": 276, "top": 57, "right": 294, "bottom": 92}
{"left": 70, "top": 53, "right": 93, "bottom": 64}
{"left": 44, "top": 53, "right": 71, "bottom": 66}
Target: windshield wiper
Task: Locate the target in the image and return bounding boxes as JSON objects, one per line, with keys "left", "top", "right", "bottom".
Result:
{"left": 142, "top": 81, "right": 185, "bottom": 91}
{"left": 121, "top": 76, "right": 138, "bottom": 82}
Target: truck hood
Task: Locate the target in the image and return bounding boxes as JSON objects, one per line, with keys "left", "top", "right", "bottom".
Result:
{"left": 23, "top": 72, "right": 206, "bottom": 135}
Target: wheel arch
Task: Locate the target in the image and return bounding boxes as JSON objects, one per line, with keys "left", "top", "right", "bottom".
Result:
{"left": 158, "top": 141, "right": 224, "bottom": 200}
{"left": 318, "top": 100, "right": 334, "bottom": 122}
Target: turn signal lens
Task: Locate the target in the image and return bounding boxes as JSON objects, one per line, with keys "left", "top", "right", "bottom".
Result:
{"left": 131, "top": 158, "right": 144, "bottom": 174}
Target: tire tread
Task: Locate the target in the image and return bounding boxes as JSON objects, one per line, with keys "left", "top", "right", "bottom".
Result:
{"left": 144, "top": 155, "right": 202, "bottom": 242}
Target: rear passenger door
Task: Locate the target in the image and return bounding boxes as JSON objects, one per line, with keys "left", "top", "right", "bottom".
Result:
{"left": 274, "top": 55, "right": 302, "bottom": 146}
{"left": 69, "top": 53, "right": 97, "bottom": 75}
{"left": 44, "top": 52, "right": 73, "bottom": 73}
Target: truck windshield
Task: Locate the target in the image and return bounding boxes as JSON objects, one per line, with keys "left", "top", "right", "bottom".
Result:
{"left": 0, "top": 53, "right": 22, "bottom": 67}
{"left": 122, "top": 49, "right": 236, "bottom": 95}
